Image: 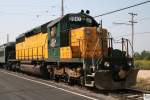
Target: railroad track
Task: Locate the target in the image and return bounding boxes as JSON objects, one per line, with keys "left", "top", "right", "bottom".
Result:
{"left": 81, "top": 87, "right": 148, "bottom": 100}
{"left": 85, "top": 88, "right": 149, "bottom": 100}
{"left": 109, "top": 89, "right": 150, "bottom": 100}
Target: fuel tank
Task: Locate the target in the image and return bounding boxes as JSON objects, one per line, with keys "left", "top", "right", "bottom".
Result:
{"left": 20, "top": 64, "right": 42, "bottom": 75}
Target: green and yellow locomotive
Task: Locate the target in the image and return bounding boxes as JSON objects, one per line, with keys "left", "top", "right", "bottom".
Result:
{"left": 6, "top": 11, "right": 139, "bottom": 90}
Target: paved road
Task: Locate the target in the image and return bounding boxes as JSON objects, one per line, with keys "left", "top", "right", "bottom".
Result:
{"left": 0, "top": 70, "right": 97, "bottom": 100}
{"left": 0, "top": 69, "right": 117, "bottom": 100}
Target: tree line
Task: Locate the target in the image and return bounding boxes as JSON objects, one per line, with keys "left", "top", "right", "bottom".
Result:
{"left": 134, "top": 50, "right": 150, "bottom": 60}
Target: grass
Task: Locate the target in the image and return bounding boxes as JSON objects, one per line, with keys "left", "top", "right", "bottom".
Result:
{"left": 133, "top": 60, "right": 150, "bottom": 90}
{"left": 134, "top": 60, "right": 150, "bottom": 70}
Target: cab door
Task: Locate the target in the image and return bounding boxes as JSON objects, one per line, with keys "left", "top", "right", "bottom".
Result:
{"left": 48, "top": 23, "right": 60, "bottom": 61}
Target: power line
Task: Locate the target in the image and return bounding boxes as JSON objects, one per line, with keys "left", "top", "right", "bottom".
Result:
{"left": 0, "top": 10, "right": 58, "bottom": 17}
{"left": 113, "top": 22, "right": 131, "bottom": 25}
{"left": 138, "top": 17, "right": 150, "bottom": 21}
{"left": 113, "top": 16, "right": 150, "bottom": 25}
{"left": 115, "top": 32, "right": 150, "bottom": 38}
{"left": 94, "top": 0, "right": 150, "bottom": 18}
{"left": 135, "top": 32, "right": 150, "bottom": 34}
{"left": 0, "top": 11, "right": 34, "bottom": 16}
{"left": 0, "top": 4, "right": 56, "bottom": 7}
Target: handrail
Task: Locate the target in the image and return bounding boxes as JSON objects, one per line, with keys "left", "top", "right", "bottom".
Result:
{"left": 83, "top": 39, "right": 88, "bottom": 57}
{"left": 91, "top": 39, "right": 100, "bottom": 66}
{"left": 112, "top": 37, "right": 133, "bottom": 58}
{"left": 127, "top": 39, "right": 133, "bottom": 58}
{"left": 92, "top": 39, "right": 100, "bottom": 58}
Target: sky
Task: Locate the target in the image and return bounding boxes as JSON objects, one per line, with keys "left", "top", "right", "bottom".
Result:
{"left": 0, "top": 0, "right": 150, "bottom": 52}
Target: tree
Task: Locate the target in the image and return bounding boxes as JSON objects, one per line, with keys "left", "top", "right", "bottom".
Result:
{"left": 134, "top": 50, "right": 150, "bottom": 60}
{"left": 134, "top": 52, "right": 141, "bottom": 60}
{"left": 141, "top": 51, "right": 150, "bottom": 60}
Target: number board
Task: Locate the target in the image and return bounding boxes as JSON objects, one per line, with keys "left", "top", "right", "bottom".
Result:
{"left": 69, "top": 15, "right": 92, "bottom": 24}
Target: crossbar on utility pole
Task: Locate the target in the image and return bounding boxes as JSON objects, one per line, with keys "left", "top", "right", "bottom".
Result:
{"left": 128, "top": 13, "right": 137, "bottom": 57}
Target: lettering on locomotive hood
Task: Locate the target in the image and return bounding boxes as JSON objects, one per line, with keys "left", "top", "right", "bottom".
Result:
{"left": 69, "top": 15, "right": 92, "bottom": 24}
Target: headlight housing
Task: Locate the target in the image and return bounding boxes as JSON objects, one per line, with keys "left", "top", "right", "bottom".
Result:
{"left": 128, "top": 62, "right": 132, "bottom": 66}
{"left": 104, "top": 62, "right": 110, "bottom": 67}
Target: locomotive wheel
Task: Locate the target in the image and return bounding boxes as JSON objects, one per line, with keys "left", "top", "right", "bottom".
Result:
{"left": 54, "top": 75, "right": 60, "bottom": 82}
{"left": 7, "top": 63, "right": 12, "bottom": 71}
{"left": 49, "top": 67, "right": 54, "bottom": 80}
{"left": 40, "top": 64, "right": 49, "bottom": 79}
{"left": 68, "top": 78, "right": 75, "bottom": 85}
{"left": 49, "top": 72, "right": 54, "bottom": 80}
{"left": 12, "top": 64, "right": 17, "bottom": 72}
{"left": 64, "top": 74, "right": 69, "bottom": 83}
{"left": 79, "top": 76, "right": 85, "bottom": 86}
{"left": 4, "top": 64, "right": 8, "bottom": 70}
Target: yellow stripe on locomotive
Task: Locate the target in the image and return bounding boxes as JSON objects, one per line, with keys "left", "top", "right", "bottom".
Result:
{"left": 16, "top": 26, "right": 109, "bottom": 60}
{"left": 16, "top": 32, "right": 48, "bottom": 60}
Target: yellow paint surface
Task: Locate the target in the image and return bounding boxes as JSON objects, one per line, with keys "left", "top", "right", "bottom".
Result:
{"left": 16, "top": 33, "right": 48, "bottom": 60}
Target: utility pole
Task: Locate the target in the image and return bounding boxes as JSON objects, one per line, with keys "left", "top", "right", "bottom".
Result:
{"left": 128, "top": 13, "right": 137, "bottom": 57}
{"left": 61, "top": 0, "right": 64, "bottom": 17}
{"left": 7, "top": 33, "right": 9, "bottom": 43}
{"left": 113, "top": 12, "right": 137, "bottom": 57}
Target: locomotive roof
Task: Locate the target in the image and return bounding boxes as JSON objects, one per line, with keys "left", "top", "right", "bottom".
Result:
{"left": 17, "top": 33, "right": 25, "bottom": 40}
{"left": 0, "top": 42, "right": 15, "bottom": 48}
{"left": 47, "top": 17, "right": 61, "bottom": 28}
{"left": 16, "top": 21, "right": 51, "bottom": 40}
{"left": 47, "top": 12, "right": 98, "bottom": 28}
{"left": 16, "top": 12, "right": 98, "bottom": 40}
